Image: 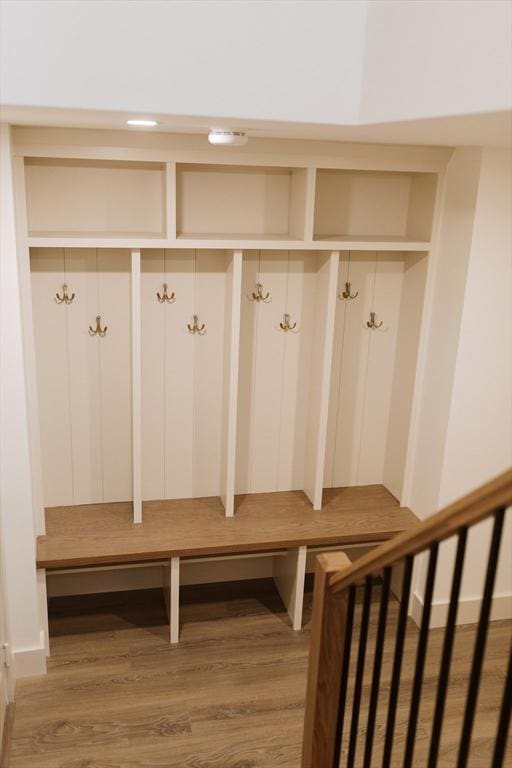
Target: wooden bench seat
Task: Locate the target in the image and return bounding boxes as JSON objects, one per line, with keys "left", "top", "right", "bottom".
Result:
{"left": 37, "top": 485, "right": 418, "bottom": 570}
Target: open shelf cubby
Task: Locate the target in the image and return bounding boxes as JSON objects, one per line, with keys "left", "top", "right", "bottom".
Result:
{"left": 313, "top": 169, "right": 437, "bottom": 243}
{"left": 25, "top": 158, "right": 167, "bottom": 238}
{"left": 176, "top": 164, "right": 309, "bottom": 240}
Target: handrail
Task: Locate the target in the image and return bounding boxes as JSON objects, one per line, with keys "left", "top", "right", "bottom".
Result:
{"left": 302, "top": 469, "right": 512, "bottom": 768}
{"left": 329, "top": 469, "right": 512, "bottom": 593}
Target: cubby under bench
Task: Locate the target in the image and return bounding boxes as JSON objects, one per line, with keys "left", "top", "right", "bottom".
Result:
{"left": 36, "top": 485, "right": 418, "bottom": 647}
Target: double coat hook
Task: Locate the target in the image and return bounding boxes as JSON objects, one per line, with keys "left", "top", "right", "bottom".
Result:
{"left": 249, "top": 283, "right": 271, "bottom": 303}
{"left": 187, "top": 314, "right": 206, "bottom": 335}
{"left": 89, "top": 315, "right": 108, "bottom": 337}
{"left": 340, "top": 281, "right": 358, "bottom": 300}
{"left": 55, "top": 284, "right": 75, "bottom": 304}
{"left": 367, "top": 312, "right": 383, "bottom": 330}
{"left": 280, "top": 313, "right": 297, "bottom": 332}
{"left": 157, "top": 283, "right": 175, "bottom": 303}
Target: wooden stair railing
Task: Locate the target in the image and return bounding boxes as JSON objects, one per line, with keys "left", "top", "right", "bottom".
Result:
{"left": 302, "top": 470, "right": 512, "bottom": 768}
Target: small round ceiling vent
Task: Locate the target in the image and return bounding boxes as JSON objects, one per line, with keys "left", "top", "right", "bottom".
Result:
{"left": 208, "top": 130, "right": 248, "bottom": 146}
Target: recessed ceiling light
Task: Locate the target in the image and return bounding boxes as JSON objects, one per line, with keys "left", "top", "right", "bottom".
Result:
{"left": 208, "top": 130, "right": 248, "bottom": 146}
{"left": 126, "top": 119, "right": 158, "bottom": 127}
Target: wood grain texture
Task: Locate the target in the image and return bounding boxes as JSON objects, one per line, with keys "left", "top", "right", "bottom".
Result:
{"left": 0, "top": 703, "right": 14, "bottom": 768}
{"left": 6, "top": 583, "right": 510, "bottom": 767}
{"left": 37, "top": 485, "right": 418, "bottom": 569}
{"left": 329, "top": 469, "right": 512, "bottom": 593}
{"left": 302, "top": 552, "right": 351, "bottom": 768}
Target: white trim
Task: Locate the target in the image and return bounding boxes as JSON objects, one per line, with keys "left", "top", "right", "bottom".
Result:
{"left": 12, "top": 632, "right": 47, "bottom": 678}
{"left": 131, "top": 249, "right": 142, "bottom": 523}
{"left": 410, "top": 590, "right": 512, "bottom": 629}
{"left": 27, "top": 236, "right": 432, "bottom": 252}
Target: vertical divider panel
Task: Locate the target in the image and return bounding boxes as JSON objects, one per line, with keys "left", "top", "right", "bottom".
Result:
{"left": 169, "top": 557, "right": 180, "bottom": 644}
{"left": 273, "top": 546, "right": 307, "bottom": 630}
{"left": 13, "top": 157, "right": 46, "bottom": 535}
{"left": 131, "top": 249, "right": 142, "bottom": 523}
{"left": 220, "top": 250, "right": 242, "bottom": 516}
{"left": 303, "top": 167, "right": 317, "bottom": 242}
{"left": 304, "top": 251, "right": 339, "bottom": 509}
{"left": 165, "top": 162, "right": 177, "bottom": 240}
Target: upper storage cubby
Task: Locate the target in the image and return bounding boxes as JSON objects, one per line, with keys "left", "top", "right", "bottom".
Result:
{"left": 25, "top": 158, "right": 167, "bottom": 238}
{"left": 176, "top": 164, "right": 308, "bottom": 240}
{"left": 313, "top": 169, "right": 437, "bottom": 243}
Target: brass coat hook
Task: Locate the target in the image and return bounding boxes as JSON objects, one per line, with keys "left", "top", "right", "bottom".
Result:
{"left": 55, "top": 284, "right": 75, "bottom": 304}
{"left": 187, "top": 314, "right": 206, "bottom": 335}
{"left": 248, "top": 283, "right": 271, "bottom": 303}
{"left": 156, "top": 283, "right": 175, "bottom": 303}
{"left": 340, "top": 282, "right": 358, "bottom": 300}
{"left": 89, "top": 315, "right": 107, "bottom": 337}
{"left": 280, "top": 313, "right": 297, "bottom": 332}
{"left": 367, "top": 312, "right": 383, "bottom": 329}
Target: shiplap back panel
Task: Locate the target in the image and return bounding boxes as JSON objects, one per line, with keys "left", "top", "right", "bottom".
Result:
{"left": 237, "top": 251, "right": 288, "bottom": 493}
{"left": 193, "top": 250, "right": 228, "bottom": 497}
{"left": 326, "top": 253, "right": 376, "bottom": 487}
{"left": 325, "top": 251, "right": 427, "bottom": 490}
{"left": 30, "top": 249, "right": 74, "bottom": 506}
{"left": 97, "top": 250, "right": 132, "bottom": 502}
{"left": 384, "top": 253, "right": 428, "bottom": 500}
{"left": 141, "top": 250, "right": 166, "bottom": 500}
{"left": 65, "top": 249, "right": 104, "bottom": 504}
{"left": 163, "top": 250, "right": 196, "bottom": 498}
{"left": 358, "top": 255, "right": 404, "bottom": 484}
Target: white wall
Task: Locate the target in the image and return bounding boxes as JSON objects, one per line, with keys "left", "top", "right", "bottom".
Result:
{"left": 0, "top": 125, "right": 46, "bottom": 678}
{"left": 361, "top": 0, "right": 512, "bottom": 123}
{"left": 434, "top": 148, "right": 512, "bottom": 613}
{"left": 0, "top": 0, "right": 367, "bottom": 125}
{"left": 410, "top": 148, "right": 512, "bottom": 625}
{"left": 1, "top": 1, "right": 510, "bottom": 130}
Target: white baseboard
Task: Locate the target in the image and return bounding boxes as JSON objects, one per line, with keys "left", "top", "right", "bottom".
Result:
{"left": 12, "top": 630, "right": 47, "bottom": 678}
{"left": 410, "top": 590, "right": 512, "bottom": 629}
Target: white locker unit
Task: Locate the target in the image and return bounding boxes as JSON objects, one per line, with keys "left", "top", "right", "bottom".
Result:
{"left": 16, "top": 129, "right": 447, "bottom": 534}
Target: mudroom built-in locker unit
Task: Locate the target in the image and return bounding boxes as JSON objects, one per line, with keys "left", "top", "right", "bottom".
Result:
{"left": 14, "top": 128, "right": 449, "bottom": 645}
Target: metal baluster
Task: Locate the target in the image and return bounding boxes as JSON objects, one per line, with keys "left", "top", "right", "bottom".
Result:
{"left": 457, "top": 509, "right": 506, "bottom": 768}
{"left": 347, "top": 577, "right": 373, "bottom": 768}
{"left": 382, "top": 555, "right": 414, "bottom": 768}
{"left": 427, "top": 529, "right": 468, "bottom": 768}
{"left": 363, "top": 567, "right": 392, "bottom": 768}
{"left": 333, "top": 585, "right": 356, "bottom": 767}
{"left": 403, "top": 542, "right": 439, "bottom": 768}
{"left": 491, "top": 639, "right": 512, "bottom": 768}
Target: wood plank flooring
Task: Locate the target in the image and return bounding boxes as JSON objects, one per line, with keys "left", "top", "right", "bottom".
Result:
{"left": 8, "top": 581, "right": 511, "bottom": 767}
{"left": 37, "top": 485, "right": 418, "bottom": 569}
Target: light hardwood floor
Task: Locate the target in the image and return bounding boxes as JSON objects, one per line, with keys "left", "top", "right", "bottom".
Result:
{"left": 7, "top": 581, "right": 511, "bottom": 767}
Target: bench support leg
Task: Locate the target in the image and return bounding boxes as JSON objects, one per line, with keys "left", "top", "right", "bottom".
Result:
{"left": 37, "top": 568, "right": 50, "bottom": 657}
{"left": 273, "top": 546, "right": 307, "bottom": 630}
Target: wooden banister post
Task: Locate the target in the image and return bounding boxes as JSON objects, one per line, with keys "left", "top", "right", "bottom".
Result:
{"left": 302, "top": 551, "right": 352, "bottom": 768}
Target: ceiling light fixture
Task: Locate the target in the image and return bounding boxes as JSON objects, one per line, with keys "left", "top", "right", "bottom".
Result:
{"left": 126, "top": 119, "right": 158, "bottom": 127}
{"left": 208, "top": 129, "right": 248, "bottom": 146}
